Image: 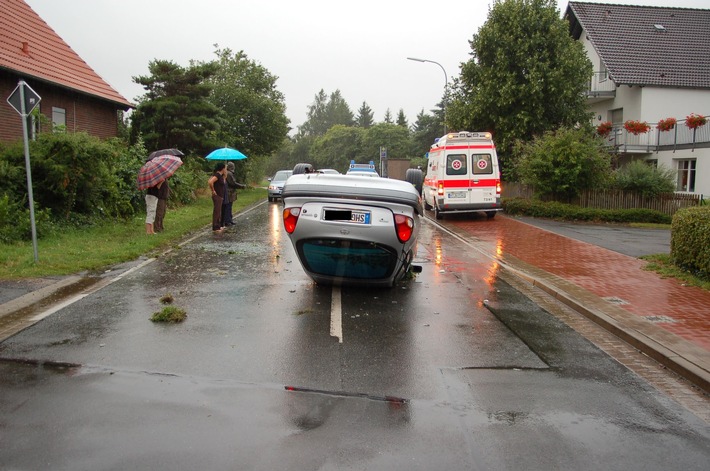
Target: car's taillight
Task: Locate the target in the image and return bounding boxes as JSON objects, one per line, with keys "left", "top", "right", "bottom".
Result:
{"left": 283, "top": 207, "right": 301, "bottom": 234}
{"left": 437, "top": 182, "right": 444, "bottom": 196}
{"left": 496, "top": 180, "right": 502, "bottom": 195}
{"left": 394, "top": 214, "right": 414, "bottom": 243}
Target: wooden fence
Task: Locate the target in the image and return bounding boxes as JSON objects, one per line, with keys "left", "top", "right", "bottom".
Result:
{"left": 502, "top": 182, "right": 703, "bottom": 216}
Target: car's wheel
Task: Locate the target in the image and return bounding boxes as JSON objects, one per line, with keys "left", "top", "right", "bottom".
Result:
{"left": 486, "top": 211, "right": 497, "bottom": 219}
{"left": 423, "top": 197, "right": 432, "bottom": 210}
{"left": 404, "top": 168, "right": 424, "bottom": 195}
{"left": 268, "top": 196, "right": 273, "bottom": 202}
{"left": 434, "top": 204, "right": 443, "bottom": 220}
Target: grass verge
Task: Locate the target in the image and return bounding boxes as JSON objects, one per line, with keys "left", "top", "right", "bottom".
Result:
{"left": 641, "top": 254, "right": 710, "bottom": 291}
{"left": 0, "top": 188, "right": 266, "bottom": 279}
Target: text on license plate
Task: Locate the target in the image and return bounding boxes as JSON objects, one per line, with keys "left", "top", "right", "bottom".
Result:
{"left": 324, "top": 209, "right": 371, "bottom": 224}
{"left": 447, "top": 191, "right": 466, "bottom": 199}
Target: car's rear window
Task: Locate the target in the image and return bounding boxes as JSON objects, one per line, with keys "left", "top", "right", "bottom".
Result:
{"left": 298, "top": 239, "right": 396, "bottom": 280}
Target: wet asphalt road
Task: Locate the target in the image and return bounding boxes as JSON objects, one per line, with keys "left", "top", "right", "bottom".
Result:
{"left": 0, "top": 202, "right": 708, "bottom": 470}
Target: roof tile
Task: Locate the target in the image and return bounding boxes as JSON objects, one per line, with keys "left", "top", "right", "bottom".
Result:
{"left": 567, "top": 2, "right": 710, "bottom": 89}
{"left": 0, "top": 0, "right": 132, "bottom": 107}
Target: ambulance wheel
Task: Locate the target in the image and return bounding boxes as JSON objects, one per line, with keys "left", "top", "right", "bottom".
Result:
{"left": 405, "top": 168, "right": 424, "bottom": 195}
{"left": 434, "top": 204, "right": 443, "bottom": 220}
{"left": 424, "top": 198, "right": 432, "bottom": 210}
{"left": 486, "top": 211, "right": 497, "bottom": 219}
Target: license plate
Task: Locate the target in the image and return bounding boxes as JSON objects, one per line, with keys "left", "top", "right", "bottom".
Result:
{"left": 324, "top": 209, "right": 371, "bottom": 224}
{"left": 350, "top": 211, "right": 370, "bottom": 224}
{"left": 447, "top": 191, "right": 466, "bottom": 199}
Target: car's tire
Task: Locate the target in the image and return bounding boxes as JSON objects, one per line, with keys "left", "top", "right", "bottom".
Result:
{"left": 404, "top": 168, "right": 424, "bottom": 195}
{"left": 292, "top": 163, "right": 315, "bottom": 175}
{"left": 486, "top": 211, "right": 497, "bottom": 219}
{"left": 434, "top": 204, "right": 443, "bottom": 220}
{"left": 268, "top": 196, "right": 273, "bottom": 202}
{"left": 423, "top": 197, "right": 432, "bottom": 211}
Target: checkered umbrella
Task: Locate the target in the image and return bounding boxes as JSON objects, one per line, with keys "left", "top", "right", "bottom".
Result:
{"left": 137, "top": 155, "right": 183, "bottom": 190}
{"left": 145, "top": 148, "right": 184, "bottom": 162}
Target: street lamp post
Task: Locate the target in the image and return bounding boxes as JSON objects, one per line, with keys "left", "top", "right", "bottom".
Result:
{"left": 407, "top": 57, "right": 448, "bottom": 136}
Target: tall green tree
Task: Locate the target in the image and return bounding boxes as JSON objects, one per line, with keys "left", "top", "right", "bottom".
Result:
{"left": 207, "top": 47, "right": 290, "bottom": 157}
{"left": 130, "top": 59, "right": 222, "bottom": 156}
{"left": 362, "top": 123, "right": 412, "bottom": 170}
{"left": 448, "top": 0, "right": 592, "bottom": 168}
{"left": 383, "top": 109, "right": 394, "bottom": 124}
{"left": 355, "top": 101, "right": 375, "bottom": 128}
{"left": 396, "top": 109, "right": 409, "bottom": 129}
{"left": 411, "top": 110, "right": 441, "bottom": 156}
{"left": 310, "top": 125, "right": 365, "bottom": 171}
{"left": 298, "top": 89, "right": 354, "bottom": 137}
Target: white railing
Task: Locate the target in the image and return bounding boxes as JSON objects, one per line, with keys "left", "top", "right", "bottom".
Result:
{"left": 588, "top": 71, "right": 616, "bottom": 96}
{"left": 601, "top": 117, "right": 709, "bottom": 152}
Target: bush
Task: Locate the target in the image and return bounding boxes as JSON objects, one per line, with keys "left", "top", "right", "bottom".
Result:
{"left": 0, "top": 132, "right": 207, "bottom": 240}
{"left": 502, "top": 197, "right": 671, "bottom": 224}
{"left": 671, "top": 206, "right": 710, "bottom": 279}
{"left": 609, "top": 160, "right": 675, "bottom": 197}
{"left": 0, "top": 193, "right": 54, "bottom": 243}
{"left": 513, "top": 127, "right": 611, "bottom": 202}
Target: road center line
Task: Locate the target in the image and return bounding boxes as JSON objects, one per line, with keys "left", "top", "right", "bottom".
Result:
{"left": 330, "top": 286, "right": 343, "bottom": 343}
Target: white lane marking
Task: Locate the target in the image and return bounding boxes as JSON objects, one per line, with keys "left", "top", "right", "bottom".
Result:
{"left": 330, "top": 286, "right": 343, "bottom": 343}
{"left": 29, "top": 258, "right": 156, "bottom": 322}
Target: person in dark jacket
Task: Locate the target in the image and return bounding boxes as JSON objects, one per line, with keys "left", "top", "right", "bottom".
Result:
{"left": 154, "top": 178, "right": 170, "bottom": 233}
{"left": 208, "top": 163, "right": 227, "bottom": 232}
{"left": 222, "top": 161, "right": 246, "bottom": 227}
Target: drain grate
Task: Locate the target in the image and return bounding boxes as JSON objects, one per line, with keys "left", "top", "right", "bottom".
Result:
{"left": 603, "top": 296, "right": 629, "bottom": 305}
{"left": 643, "top": 315, "right": 677, "bottom": 324}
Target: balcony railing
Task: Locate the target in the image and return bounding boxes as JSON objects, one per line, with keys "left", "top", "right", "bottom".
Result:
{"left": 587, "top": 71, "right": 616, "bottom": 99}
{"left": 601, "top": 117, "right": 710, "bottom": 153}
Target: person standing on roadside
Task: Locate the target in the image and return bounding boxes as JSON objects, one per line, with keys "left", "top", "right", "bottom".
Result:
{"left": 154, "top": 178, "right": 170, "bottom": 233}
{"left": 208, "top": 163, "right": 228, "bottom": 233}
{"left": 222, "top": 161, "right": 246, "bottom": 227}
{"left": 145, "top": 181, "right": 161, "bottom": 235}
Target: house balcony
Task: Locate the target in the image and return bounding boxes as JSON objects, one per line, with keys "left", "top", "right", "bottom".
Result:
{"left": 601, "top": 117, "right": 710, "bottom": 154}
{"left": 586, "top": 71, "right": 616, "bottom": 103}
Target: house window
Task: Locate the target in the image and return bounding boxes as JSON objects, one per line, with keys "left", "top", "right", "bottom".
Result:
{"left": 609, "top": 108, "right": 623, "bottom": 126}
{"left": 52, "top": 106, "right": 66, "bottom": 132}
{"left": 676, "top": 159, "right": 696, "bottom": 192}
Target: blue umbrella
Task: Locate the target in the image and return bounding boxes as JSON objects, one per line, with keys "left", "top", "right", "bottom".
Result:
{"left": 205, "top": 147, "right": 248, "bottom": 161}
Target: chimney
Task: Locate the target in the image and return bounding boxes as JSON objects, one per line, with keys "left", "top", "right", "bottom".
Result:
{"left": 21, "top": 41, "right": 30, "bottom": 55}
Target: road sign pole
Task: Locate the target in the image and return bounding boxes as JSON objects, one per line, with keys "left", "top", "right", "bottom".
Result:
{"left": 19, "top": 81, "right": 39, "bottom": 263}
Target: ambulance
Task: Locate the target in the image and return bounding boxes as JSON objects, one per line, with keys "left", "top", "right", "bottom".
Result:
{"left": 422, "top": 131, "right": 502, "bottom": 219}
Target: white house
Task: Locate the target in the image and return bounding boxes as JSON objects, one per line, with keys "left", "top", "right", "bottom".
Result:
{"left": 565, "top": 2, "right": 710, "bottom": 200}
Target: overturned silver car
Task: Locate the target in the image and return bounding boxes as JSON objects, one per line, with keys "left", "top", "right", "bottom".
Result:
{"left": 281, "top": 173, "right": 422, "bottom": 287}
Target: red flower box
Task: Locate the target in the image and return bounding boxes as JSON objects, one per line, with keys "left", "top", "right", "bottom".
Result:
{"left": 656, "top": 118, "right": 676, "bottom": 132}
{"left": 685, "top": 113, "right": 707, "bottom": 130}
{"left": 624, "top": 120, "right": 650, "bottom": 135}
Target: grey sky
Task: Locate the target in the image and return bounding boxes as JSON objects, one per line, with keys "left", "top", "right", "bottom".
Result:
{"left": 24, "top": 0, "right": 709, "bottom": 134}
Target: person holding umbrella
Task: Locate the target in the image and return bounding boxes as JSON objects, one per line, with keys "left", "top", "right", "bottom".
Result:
{"left": 137, "top": 153, "right": 183, "bottom": 234}
{"left": 208, "top": 163, "right": 228, "bottom": 233}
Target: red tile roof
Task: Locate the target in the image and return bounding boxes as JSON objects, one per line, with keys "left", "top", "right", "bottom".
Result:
{"left": 0, "top": 0, "right": 132, "bottom": 108}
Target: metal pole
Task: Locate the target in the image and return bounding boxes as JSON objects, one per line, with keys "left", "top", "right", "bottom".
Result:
{"left": 19, "top": 81, "right": 39, "bottom": 262}
{"left": 407, "top": 57, "right": 448, "bottom": 136}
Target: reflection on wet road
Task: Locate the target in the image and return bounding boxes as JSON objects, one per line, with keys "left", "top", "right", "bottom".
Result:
{"left": 1, "top": 201, "right": 708, "bottom": 470}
